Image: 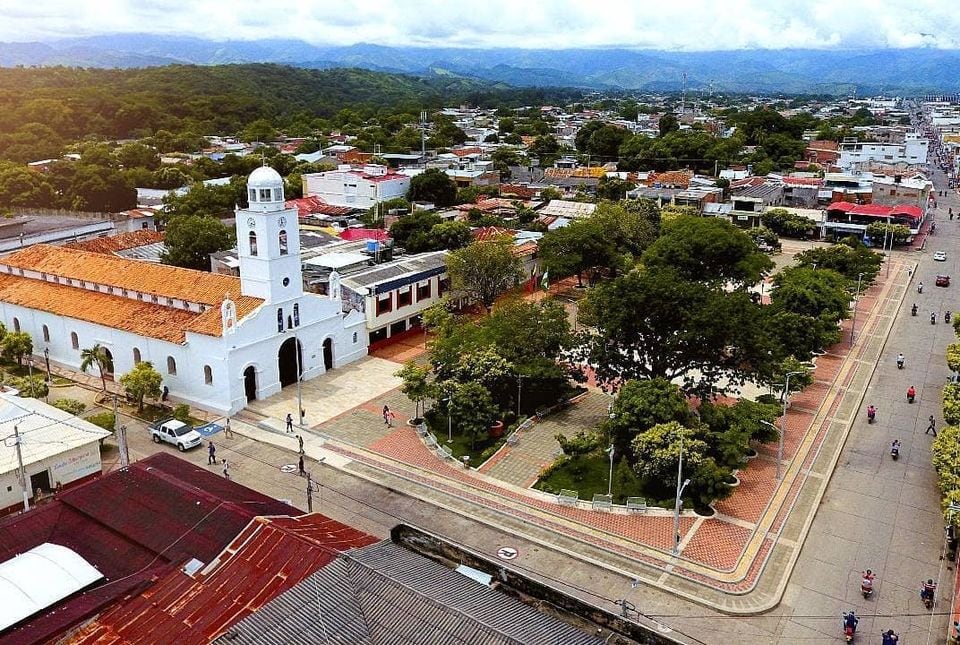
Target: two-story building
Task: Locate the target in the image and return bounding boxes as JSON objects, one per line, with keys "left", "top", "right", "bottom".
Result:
{"left": 837, "top": 134, "right": 929, "bottom": 171}
{"left": 301, "top": 165, "right": 411, "bottom": 210}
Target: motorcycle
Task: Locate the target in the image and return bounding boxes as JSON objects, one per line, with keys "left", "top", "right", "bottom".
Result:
{"left": 867, "top": 407, "right": 876, "bottom": 424}
{"left": 918, "top": 283, "right": 924, "bottom": 294}
{"left": 891, "top": 442, "right": 900, "bottom": 460}
{"left": 842, "top": 612, "right": 858, "bottom": 643}
{"left": 921, "top": 586, "right": 935, "bottom": 610}
{"left": 897, "top": 356, "right": 904, "bottom": 370}
{"left": 947, "top": 311, "right": 952, "bottom": 324}
{"left": 931, "top": 312, "right": 937, "bottom": 325}
{"left": 908, "top": 389, "right": 916, "bottom": 404}
{"left": 912, "top": 304, "right": 918, "bottom": 316}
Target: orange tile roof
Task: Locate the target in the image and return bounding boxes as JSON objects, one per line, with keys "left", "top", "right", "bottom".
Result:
{"left": 66, "top": 230, "right": 165, "bottom": 254}
{"left": 0, "top": 273, "right": 197, "bottom": 343}
{"left": 2, "top": 244, "right": 252, "bottom": 306}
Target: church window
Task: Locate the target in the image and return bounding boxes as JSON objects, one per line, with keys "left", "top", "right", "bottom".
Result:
{"left": 293, "top": 303, "right": 300, "bottom": 327}
{"left": 249, "top": 188, "right": 257, "bottom": 203}
{"left": 12, "top": 317, "right": 19, "bottom": 332}
{"left": 203, "top": 365, "right": 213, "bottom": 385}
{"left": 42, "top": 325, "right": 49, "bottom": 342}
{"left": 279, "top": 230, "right": 288, "bottom": 255}
{"left": 259, "top": 188, "right": 272, "bottom": 202}
{"left": 133, "top": 347, "right": 141, "bottom": 364}
{"left": 167, "top": 356, "right": 177, "bottom": 375}
{"left": 277, "top": 308, "right": 284, "bottom": 333}
{"left": 249, "top": 231, "right": 258, "bottom": 256}
{"left": 282, "top": 277, "right": 290, "bottom": 287}
{"left": 353, "top": 332, "right": 358, "bottom": 343}
{"left": 70, "top": 332, "right": 79, "bottom": 349}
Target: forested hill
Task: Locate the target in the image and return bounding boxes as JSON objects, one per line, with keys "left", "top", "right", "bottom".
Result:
{"left": 0, "top": 63, "right": 579, "bottom": 143}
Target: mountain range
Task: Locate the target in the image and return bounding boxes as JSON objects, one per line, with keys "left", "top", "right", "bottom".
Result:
{"left": 4, "top": 35, "right": 960, "bottom": 95}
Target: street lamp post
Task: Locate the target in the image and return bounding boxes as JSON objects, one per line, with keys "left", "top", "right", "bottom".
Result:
{"left": 43, "top": 347, "right": 50, "bottom": 383}
{"left": 849, "top": 272, "right": 865, "bottom": 347}
{"left": 444, "top": 396, "right": 453, "bottom": 444}
{"left": 884, "top": 215, "right": 892, "bottom": 278}
{"left": 766, "top": 369, "right": 807, "bottom": 481}
{"left": 672, "top": 434, "right": 690, "bottom": 555}
{"left": 607, "top": 444, "right": 615, "bottom": 497}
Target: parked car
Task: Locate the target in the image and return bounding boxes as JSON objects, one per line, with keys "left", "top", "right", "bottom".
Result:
{"left": 934, "top": 251, "right": 947, "bottom": 261}
{"left": 936, "top": 274, "right": 951, "bottom": 287}
{"left": 150, "top": 418, "right": 202, "bottom": 451}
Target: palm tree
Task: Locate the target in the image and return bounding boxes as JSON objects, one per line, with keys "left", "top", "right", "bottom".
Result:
{"left": 80, "top": 343, "right": 112, "bottom": 391}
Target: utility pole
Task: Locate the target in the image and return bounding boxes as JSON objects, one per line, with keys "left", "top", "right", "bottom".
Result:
{"left": 306, "top": 471, "right": 313, "bottom": 513}
{"left": 113, "top": 395, "right": 129, "bottom": 467}
{"left": 13, "top": 425, "right": 29, "bottom": 512}
{"left": 420, "top": 110, "right": 428, "bottom": 161}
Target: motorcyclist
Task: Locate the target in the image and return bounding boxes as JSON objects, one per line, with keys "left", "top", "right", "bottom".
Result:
{"left": 921, "top": 578, "right": 937, "bottom": 603}
{"left": 947, "top": 311, "right": 952, "bottom": 323}
{"left": 932, "top": 311, "right": 937, "bottom": 324}
{"left": 866, "top": 405, "right": 876, "bottom": 422}
{"left": 843, "top": 611, "right": 859, "bottom": 633}
{"left": 912, "top": 303, "right": 918, "bottom": 316}
{"left": 861, "top": 569, "right": 875, "bottom": 593}
{"left": 919, "top": 281, "right": 924, "bottom": 293}
{"left": 897, "top": 353, "right": 904, "bottom": 369}
{"left": 891, "top": 439, "right": 901, "bottom": 455}
{"left": 907, "top": 385, "right": 916, "bottom": 402}
{"left": 882, "top": 629, "right": 899, "bottom": 645}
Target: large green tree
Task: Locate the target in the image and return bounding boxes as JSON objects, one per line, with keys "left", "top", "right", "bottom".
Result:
{"left": 161, "top": 215, "right": 235, "bottom": 271}
{"left": 605, "top": 378, "right": 692, "bottom": 459}
{"left": 578, "top": 267, "right": 766, "bottom": 394}
{"left": 80, "top": 343, "right": 113, "bottom": 392}
{"left": 408, "top": 168, "right": 457, "bottom": 208}
{"left": 641, "top": 216, "right": 773, "bottom": 288}
{"left": 119, "top": 361, "right": 163, "bottom": 411}
{"left": 445, "top": 240, "right": 522, "bottom": 313}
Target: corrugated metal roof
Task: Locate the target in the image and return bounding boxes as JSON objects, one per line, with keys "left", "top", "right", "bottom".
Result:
{"left": 68, "top": 515, "right": 378, "bottom": 644}
{"left": 214, "top": 541, "right": 604, "bottom": 645}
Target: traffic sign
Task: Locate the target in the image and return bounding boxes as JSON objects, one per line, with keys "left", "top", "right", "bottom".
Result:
{"left": 496, "top": 546, "right": 518, "bottom": 561}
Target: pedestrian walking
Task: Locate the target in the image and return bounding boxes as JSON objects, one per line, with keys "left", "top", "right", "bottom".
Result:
{"left": 387, "top": 410, "right": 396, "bottom": 427}
{"left": 927, "top": 415, "right": 938, "bottom": 436}
{"left": 207, "top": 441, "right": 217, "bottom": 465}
{"left": 222, "top": 458, "right": 230, "bottom": 479}
{"left": 285, "top": 413, "right": 293, "bottom": 433}
{"left": 297, "top": 434, "right": 304, "bottom": 454}
{"left": 224, "top": 418, "right": 233, "bottom": 439}
{"left": 298, "top": 454, "right": 306, "bottom": 476}
{"left": 383, "top": 405, "right": 390, "bottom": 425}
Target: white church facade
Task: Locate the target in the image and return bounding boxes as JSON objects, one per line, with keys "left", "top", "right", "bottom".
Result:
{"left": 0, "top": 167, "right": 367, "bottom": 415}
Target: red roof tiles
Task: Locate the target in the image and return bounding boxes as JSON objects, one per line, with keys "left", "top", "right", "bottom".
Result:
{"left": 66, "top": 230, "right": 165, "bottom": 254}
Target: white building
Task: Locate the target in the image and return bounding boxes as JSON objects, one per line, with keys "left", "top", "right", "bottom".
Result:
{"left": 837, "top": 133, "right": 929, "bottom": 170}
{"left": 301, "top": 165, "right": 411, "bottom": 209}
{"left": 0, "top": 392, "right": 110, "bottom": 516}
{"left": 0, "top": 167, "right": 367, "bottom": 415}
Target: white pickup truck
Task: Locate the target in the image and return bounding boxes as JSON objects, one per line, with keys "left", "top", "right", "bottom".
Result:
{"left": 150, "top": 419, "right": 203, "bottom": 452}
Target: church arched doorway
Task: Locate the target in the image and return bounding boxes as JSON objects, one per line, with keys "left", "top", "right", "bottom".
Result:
{"left": 277, "top": 337, "right": 303, "bottom": 388}
{"left": 102, "top": 348, "right": 115, "bottom": 380}
{"left": 322, "top": 338, "right": 334, "bottom": 371}
{"left": 244, "top": 366, "right": 257, "bottom": 402}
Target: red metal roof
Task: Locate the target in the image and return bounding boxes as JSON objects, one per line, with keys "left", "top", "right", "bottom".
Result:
{"left": 826, "top": 201, "right": 924, "bottom": 221}
{"left": 472, "top": 226, "right": 513, "bottom": 241}
{"left": 0, "top": 453, "right": 302, "bottom": 645}
{"left": 68, "top": 515, "right": 377, "bottom": 645}
{"left": 339, "top": 228, "right": 389, "bottom": 242}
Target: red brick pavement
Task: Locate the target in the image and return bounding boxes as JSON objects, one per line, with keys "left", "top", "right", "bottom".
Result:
{"left": 682, "top": 519, "right": 752, "bottom": 572}
{"left": 714, "top": 459, "right": 778, "bottom": 524}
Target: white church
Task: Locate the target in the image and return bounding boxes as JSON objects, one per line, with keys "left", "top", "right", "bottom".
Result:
{"left": 0, "top": 166, "right": 367, "bottom": 415}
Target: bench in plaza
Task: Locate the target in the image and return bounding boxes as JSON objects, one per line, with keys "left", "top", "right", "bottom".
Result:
{"left": 626, "top": 497, "right": 648, "bottom": 513}
{"left": 591, "top": 494, "right": 613, "bottom": 511}
{"left": 437, "top": 445, "right": 453, "bottom": 460}
{"left": 506, "top": 431, "right": 519, "bottom": 446}
{"left": 424, "top": 433, "right": 439, "bottom": 449}
{"left": 557, "top": 489, "right": 579, "bottom": 505}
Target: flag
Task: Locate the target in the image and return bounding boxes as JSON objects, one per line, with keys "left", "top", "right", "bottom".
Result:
{"left": 540, "top": 271, "right": 549, "bottom": 291}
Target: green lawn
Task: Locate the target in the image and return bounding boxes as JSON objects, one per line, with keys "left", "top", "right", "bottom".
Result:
{"left": 443, "top": 431, "right": 506, "bottom": 465}
{"left": 535, "top": 452, "right": 651, "bottom": 506}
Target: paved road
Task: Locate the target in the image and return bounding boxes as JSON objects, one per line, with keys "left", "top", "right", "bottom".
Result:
{"left": 773, "top": 177, "right": 957, "bottom": 644}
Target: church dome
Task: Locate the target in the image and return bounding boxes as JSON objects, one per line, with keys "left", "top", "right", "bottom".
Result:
{"left": 247, "top": 166, "right": 284, "bottom": 190}
{"left": 246, "top": 165, "right": 284, "bottom": 210}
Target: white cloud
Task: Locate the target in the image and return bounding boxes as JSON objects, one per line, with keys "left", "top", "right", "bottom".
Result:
{"left": 0, "top": 0, "right": 959, "bottom": 50}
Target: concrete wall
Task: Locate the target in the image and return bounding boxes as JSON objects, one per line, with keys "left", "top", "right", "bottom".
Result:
{"left": 0, "top": 442, "right": 101, "bottom": 514}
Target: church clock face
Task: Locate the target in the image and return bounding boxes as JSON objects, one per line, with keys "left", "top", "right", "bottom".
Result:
{"left": 246, "top": 217, "right": 256, "bottom": 227}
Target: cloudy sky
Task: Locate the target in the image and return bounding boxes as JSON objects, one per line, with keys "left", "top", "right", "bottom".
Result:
{"left": 1, "top": 0, "right": 959, "bottom": 50}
